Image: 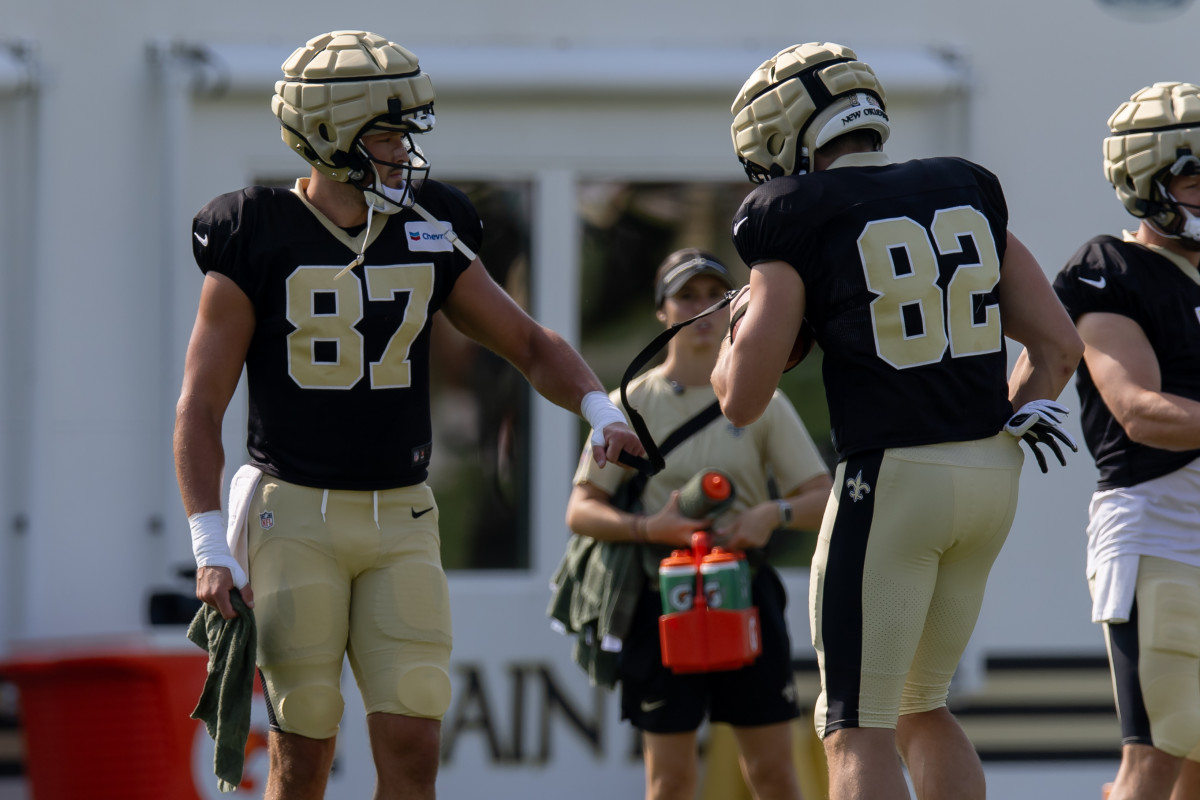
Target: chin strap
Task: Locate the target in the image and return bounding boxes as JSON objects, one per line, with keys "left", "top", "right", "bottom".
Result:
{"left": 1170, "top": 197, "right": 1200, "bottom": 242}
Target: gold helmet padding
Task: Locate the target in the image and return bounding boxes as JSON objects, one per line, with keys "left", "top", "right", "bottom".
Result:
{"left": 271, "top": 30, "right": 436, "bottom": 181}
{"left": 1103, "top": 82, "right": 1200, "bottom": 220}
{"left": 731, "top": 42, "right": 888, "bottom": 182}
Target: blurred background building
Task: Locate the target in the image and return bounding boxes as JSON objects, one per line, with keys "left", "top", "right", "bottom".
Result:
{"left": 1, "top": 0, "right": 1196, "bottom": 796}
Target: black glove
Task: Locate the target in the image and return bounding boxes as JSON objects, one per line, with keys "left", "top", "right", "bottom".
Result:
{"left": 1004, "top": 399, "right": 1078, "bottom": 473}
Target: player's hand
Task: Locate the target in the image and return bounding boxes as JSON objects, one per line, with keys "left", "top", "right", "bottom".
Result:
{"left": 1004, "top": 399, "right": 1078, "bottom": 473}
{"left": 591, "top": 421, "right": 645, "bottom": 468}
{"left": 196, "top": 566, "right": 255, "bottom": 620}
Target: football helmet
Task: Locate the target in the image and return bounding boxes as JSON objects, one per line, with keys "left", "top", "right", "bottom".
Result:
{"left": 1103, "top": 82, "right": 1200, "bottom": 239}
{"left": 271, "top": 30, "right": 436, "bottom": 212}
{"left": 731, "top": 42, "right": 889, "bottom": 182}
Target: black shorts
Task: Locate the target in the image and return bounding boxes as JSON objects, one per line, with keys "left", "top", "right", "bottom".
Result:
{"left": 617, "top": 565, "right": 801, "bottom": 733}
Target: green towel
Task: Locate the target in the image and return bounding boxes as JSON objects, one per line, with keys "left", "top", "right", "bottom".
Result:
{"left": 186, "top": 589, "right": 257, "bottom": 793}
{"left": 548, "top": 535, "right": 645, "bottom": 689}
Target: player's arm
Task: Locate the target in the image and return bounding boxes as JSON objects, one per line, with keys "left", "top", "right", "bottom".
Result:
{"left": 1077, "top": 311, "right": 1200, "bottom": 451}
{"left": 441, "top": 258, "right": 644, "bottom": 466}
{"left": 174, "top": 271, "right": 256, "bottom": 617}
{"left": 997, "top": 233, "right": 1083, "bottom": 407}
{"left": 712, "top": 261, "right": 804, "bottom": 427}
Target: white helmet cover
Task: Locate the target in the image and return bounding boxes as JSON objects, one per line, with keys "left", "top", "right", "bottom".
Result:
{"left": 731, "top": 42, "right": 889, "bottom": 181}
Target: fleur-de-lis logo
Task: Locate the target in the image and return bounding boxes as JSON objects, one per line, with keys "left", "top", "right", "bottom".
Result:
{"left": 845, "top": 469, "right": 872, "bottom": 503}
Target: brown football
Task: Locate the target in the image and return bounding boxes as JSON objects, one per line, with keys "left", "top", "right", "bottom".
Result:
{"left": 728, "top": 287, "right": 814, "bottom": 371}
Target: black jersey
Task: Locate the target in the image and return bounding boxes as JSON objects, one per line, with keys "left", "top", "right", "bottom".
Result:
{"left": 1053, "top": 235, "right": 1200, "bottom": 490}
{"left": 192, "top": 180, "right": 482, "bottom": 490}
{"left": 733, "top": 156, "right": 1014, "bottom": 460}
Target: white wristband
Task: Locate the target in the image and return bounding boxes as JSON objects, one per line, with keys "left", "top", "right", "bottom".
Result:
{"left": 580, "top": 391, "right": 627, "bottom": 446}
{"left": 189, "top": 510, "right": 248, "bottom": 588}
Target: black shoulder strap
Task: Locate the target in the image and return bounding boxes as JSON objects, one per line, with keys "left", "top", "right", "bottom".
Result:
{"left": 660, "top": 400, "right": 723, "bottom": 455}
{"left": 615, "top": 398, "right": 722, "bottom": 511}
{"left": 617, "top": 289, "right": 738, "bottom": 474}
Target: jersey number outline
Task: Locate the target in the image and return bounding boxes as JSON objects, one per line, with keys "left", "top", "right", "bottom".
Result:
{"left": 285, "top": 263, "right": 434, "bottom": 389}
{"left": 857, "top": 206, "right": 1002, "bottom": 369}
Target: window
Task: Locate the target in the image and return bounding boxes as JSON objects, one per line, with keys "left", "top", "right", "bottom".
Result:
{"left": 576, "top": 181, "right": 833, "bottom": 567}
{"left": 433, "top": 181, "right": 533, "bottom": 570}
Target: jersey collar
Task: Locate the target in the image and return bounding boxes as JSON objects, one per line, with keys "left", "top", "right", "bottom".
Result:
{"left": 827, "top": 151, "right": 892, "bottom": 170}
{"left": 292, "top": 177, "right": 389, "bottom": 258}
{"left": 1123, "top": 229, "right": 1200, "bottom": 286}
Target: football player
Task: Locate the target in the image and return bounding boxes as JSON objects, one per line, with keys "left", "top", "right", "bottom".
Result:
{"left": 173, "top": 30, "right": 642, "bottom": 800}
{"left": 712, "top": 43, "right": 1083, "bottom": 799}
{"left": 1053, "top": 82, "right": 1200, "bottom": 800}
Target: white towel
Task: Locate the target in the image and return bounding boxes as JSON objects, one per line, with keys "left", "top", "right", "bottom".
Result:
{"left": 1091, "top": 553, "right": 1139, "bottom": 624}
{"left": 225, "top": 465, "right": 264, "bottom": 584}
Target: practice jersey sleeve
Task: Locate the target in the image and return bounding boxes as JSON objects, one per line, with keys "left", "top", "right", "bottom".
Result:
{"left": 1053, "top": 236, "right": 1144, "bottom": 323}
{"left": 192, "top": 187, "right": 275, "bottom": 303}
{"left": 732, "top": 175, "right": 823, "bottom": 274}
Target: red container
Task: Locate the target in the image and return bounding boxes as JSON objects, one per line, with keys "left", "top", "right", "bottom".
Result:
{"left": 659, "top": 605, "right": 761, "bottom": 673}
{"left": 658, "top": 531, "right": 762, "bottom": 674}
{"left": 0, "top": 646, "right": 210, "bottom": 799}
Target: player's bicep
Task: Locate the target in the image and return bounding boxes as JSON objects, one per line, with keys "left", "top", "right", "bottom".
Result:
{"left": 996, "top": 233, "right": 1076, "bottom": 349}
{"left": 180, "top": 272, "right": 255, "bottom": 418}
{"left": 1077, "top": 311, "right": 1162, "bottom": 417}
{"left": 441, "top": 259, "right": 538, "bottom": 364}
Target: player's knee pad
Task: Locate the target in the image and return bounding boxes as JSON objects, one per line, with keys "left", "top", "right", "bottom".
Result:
{"left": 361, "top": 662, "right": 452, "bottom": 720}
{"left": 386, "top": 664, "right": 452, "bottom": 720}
{"left": 275, "top": 684, "right": 345, "bottom": 740}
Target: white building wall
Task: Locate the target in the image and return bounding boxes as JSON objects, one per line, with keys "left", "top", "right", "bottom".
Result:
{"left": 0, "top": 0, "right": 1196, "bottom": 797}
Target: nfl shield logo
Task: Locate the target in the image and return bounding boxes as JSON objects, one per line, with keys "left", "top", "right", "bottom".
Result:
{"left": 259, "top": 511, "right": 274, "bottom": 530}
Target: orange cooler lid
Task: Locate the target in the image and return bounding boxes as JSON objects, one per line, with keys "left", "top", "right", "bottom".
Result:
{"left": 702, "top": 472, "right": 732, "bottom": 501}
{"left": 660, "top": 551, "right": 697, "bottom": 569}
{"left": 701, "top": 548, "right": 742, "bottom": 566}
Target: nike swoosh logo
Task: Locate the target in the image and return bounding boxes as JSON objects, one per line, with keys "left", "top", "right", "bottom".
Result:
{"left": 412, "top": 507, "right": 434, "bottom": 519}
{"left": 1078, "top": 275, "right": 1106, "bottom": 289}
{"left": 733, "top": 216, "right": 749, "bottom": 237}
{"left": 639, "top": 698, "right": 668, "bottom": 713}
{"left": 194, "top": 231, "right": 209, "bottom": 247}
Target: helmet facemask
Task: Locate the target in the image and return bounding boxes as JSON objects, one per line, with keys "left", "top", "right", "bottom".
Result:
{"left": 355, "top": 122, "right": 433, "bottom": 215}
{"left": 1151, "top": 152, "right": 1200, "bottom": 244}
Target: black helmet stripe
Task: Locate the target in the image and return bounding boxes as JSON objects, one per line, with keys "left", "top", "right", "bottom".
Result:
{"left": 743, "top": 56, "right": 852, "bottom": 108}
{"left": 287, "top": 68, "right": 423, "bottom": 84}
